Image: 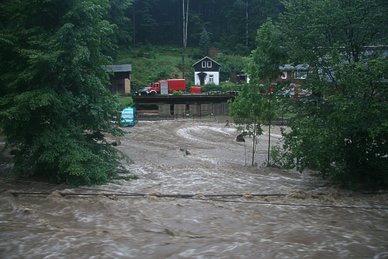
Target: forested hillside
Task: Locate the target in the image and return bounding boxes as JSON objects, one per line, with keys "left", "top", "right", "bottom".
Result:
{"left": 112, "top": 0, "right": 283, "bottom": 54}
{"left": 110, "top": 0, "right": 282, "bottom": 89}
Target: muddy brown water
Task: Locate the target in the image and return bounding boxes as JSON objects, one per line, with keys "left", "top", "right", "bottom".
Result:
{"left": 1, "top": 120, "right": 387, "bottom": 258}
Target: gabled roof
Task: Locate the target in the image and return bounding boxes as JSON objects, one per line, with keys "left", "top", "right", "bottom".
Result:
{"left": 192, "top": 56, "right": 221, "bottom": 67}
{"left": 279, "top": 64, "right": 294, "bottom": 71}
{"left": 104, "top": 64, "right": 132, "bottom": 73}
{"left": 279, "top": 64, "right": 309, "bottom": 71}
{"left": 295, "top": 64, "right": 309, "bottom": 70}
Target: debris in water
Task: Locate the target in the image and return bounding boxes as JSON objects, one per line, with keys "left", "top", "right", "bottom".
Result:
{"left": 243, "top": 192, "right": 253, "bottom": 199}
{"left": 179, "top": 148, "right": 190, "bottom": 156}
{"left": 236, "top": 133, "right": 245, "bottom": 142}
{"left": 164, "top": 228, "right": 175, "bottom": 236}
{"left": 286, "top": 190, "right": 310, "bottom": 199}
{"left": 111, "top": 139, "right": 121, "bottom": 146}
{"left": 146, "top": 192, "right": 161, "bottom": 201}
{"left": 49, "top": 190, "right": 64, "bottom": 197}
{"left": 22, "top": 208, "right": 33, "bottom": 215}
{"left": 107, "top": 194, "right": 118, "bottom": 200}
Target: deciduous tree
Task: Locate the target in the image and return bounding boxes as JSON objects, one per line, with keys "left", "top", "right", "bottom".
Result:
{"left": 279, "top": 0, "right": 388, "bottom": 187}
{"left": 246, "top": 19, "right": 286, "bottom": 164}
{"left": 230, "top": 84, "right": 264, "bottom": 166}
{"left": 0, "top": 0, "right": 126, "bottom": 185}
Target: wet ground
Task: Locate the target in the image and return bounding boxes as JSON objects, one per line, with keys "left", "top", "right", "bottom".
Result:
{"left": 1, "top": 119, "right": 387, "bottom": 258}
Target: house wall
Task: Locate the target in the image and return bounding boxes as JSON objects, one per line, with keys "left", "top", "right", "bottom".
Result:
{"left": 110, "top": 79, "right": 125, "bottom": 95}
{"left": 267, "top": 69, "right": 308, "bottom": 98}
{"left": 110, "top": 78, "right": 131, "bottom": 95}
{"left": 194, "top": 71, "right": 220, "bottom": 85}
{"left": 124, "top": 78, "right": 131, "bottom": 94}
{"left": 109, "top": 71, "right": 131, "bottom": 95}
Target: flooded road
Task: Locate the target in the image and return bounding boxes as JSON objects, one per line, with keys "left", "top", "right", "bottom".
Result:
{"left": 1, "top": 120, "right": 387, "bottom": 258}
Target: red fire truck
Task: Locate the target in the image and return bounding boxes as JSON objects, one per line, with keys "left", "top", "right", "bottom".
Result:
{"left": 142, "top": 79, "right": 186, "bottom": 95}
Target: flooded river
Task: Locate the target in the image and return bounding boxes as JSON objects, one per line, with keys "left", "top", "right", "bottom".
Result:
{"left": 1, "top": 120, "right": 387, "bottom": 258}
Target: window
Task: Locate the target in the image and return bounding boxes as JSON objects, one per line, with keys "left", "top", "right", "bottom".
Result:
{"left": 201, "top": 60, "right": 213, "bottom": 69}
{"left": 294, "top": 71, "right": 307, "bottom": 80}
{"left": 209, "top": 74, "right": 214, "bottom": 83}
{"left": 281, "top": 71, "right": 288, "bottom": 79}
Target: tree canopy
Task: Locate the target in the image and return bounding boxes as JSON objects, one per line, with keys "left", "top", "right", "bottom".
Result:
{"left": 129, "top": 0, "right": 283, "bottom": 53}
{"left": 230, "top": 84, "right": 265, "bottom": 166}
{"left": 0, "top": 0, "right": 126, "bottom": 185}
{"left": 248, "top": 19, "right": 287, "bottom": 84}
{"left": 276, "top": 0, "right": 388, "bottom": 187}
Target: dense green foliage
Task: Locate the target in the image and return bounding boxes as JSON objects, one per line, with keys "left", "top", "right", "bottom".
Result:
{"left": 248, "top": 19, "right": 287, "bottom": 84}
{"left": 116, "top": 46, "right": 196, "bottom": 91}
{"left": 118, "top": 96, "right": 134, "bottom": 110}
{"left": 201, "top": 82, "right": 245, "bottom": 94}
{"left": 230, "top": 19, "right": 285, "bottom": 166}
{"left": 276, "top": 0, "right": 388, "bottom": 187}
{"left": 0, "top": 0, "right": 126, "bottom": 185}
{"left": 107, "top": 0, "right": 133, "bottom": 50}
{"left": 230, "top": 84, "right": 275, "bottom": 166}
{"left": 128, "top": 0, "right": 283, "bottom": 53}
{"left": 216, "top": 54, "right": 250, "bottom": 82}
{"left": 198, "top": 27, "right": 211, "bottom": 55}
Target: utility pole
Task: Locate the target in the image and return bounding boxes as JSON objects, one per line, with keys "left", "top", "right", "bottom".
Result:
{"left": 132, "top": 1, "right": 136, "bottom": 47}
{"left": 182, "top": 0, "right": 189, "bottom": 79}
{"left": 245, "top": 0, "right": 249, "bottom": 48}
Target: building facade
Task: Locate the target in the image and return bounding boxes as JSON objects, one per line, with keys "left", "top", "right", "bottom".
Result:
{"left": 104, "top": 64, "right": 132, "bottom": 95}
{"left": 192, "top": 56, "right": 221, "bottom": 86}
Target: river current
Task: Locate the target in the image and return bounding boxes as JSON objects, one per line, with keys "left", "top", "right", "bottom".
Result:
{"left": 1, "top": 120, "right": 387, "bottom": 258}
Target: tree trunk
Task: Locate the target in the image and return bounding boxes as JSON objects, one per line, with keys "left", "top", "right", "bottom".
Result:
{"left": 251, "top": 123, "right": 256, "bottom": 166}
{"left": 182, "top": 0, "right": 189, "bottom": 78}
{"left": 267, "top": 95, "right": 271, "bottom": 164}
{"left": 267, "top": 123, "right": 271, "bottom": 164}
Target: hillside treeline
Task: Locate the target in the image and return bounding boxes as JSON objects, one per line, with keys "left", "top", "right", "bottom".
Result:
{"left": 112, "top": 0, "right": 283, "bottom": 54}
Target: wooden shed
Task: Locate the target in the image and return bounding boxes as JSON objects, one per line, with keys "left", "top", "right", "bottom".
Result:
{"left": 104, "top": 64, "right": 132, "bottom": 95}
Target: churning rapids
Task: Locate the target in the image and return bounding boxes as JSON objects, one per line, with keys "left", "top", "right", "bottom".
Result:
{"left": 1, "top": 119, "right": 387, "bottom": 258}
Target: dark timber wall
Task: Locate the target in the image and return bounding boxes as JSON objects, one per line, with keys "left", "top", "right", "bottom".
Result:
{"left": 133, "top": 94, "right": 235, "bottom": 119}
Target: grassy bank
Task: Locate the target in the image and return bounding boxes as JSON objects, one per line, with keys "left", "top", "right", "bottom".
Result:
{"left": 115, "top": 46, "right": 200, "bottom": 91}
